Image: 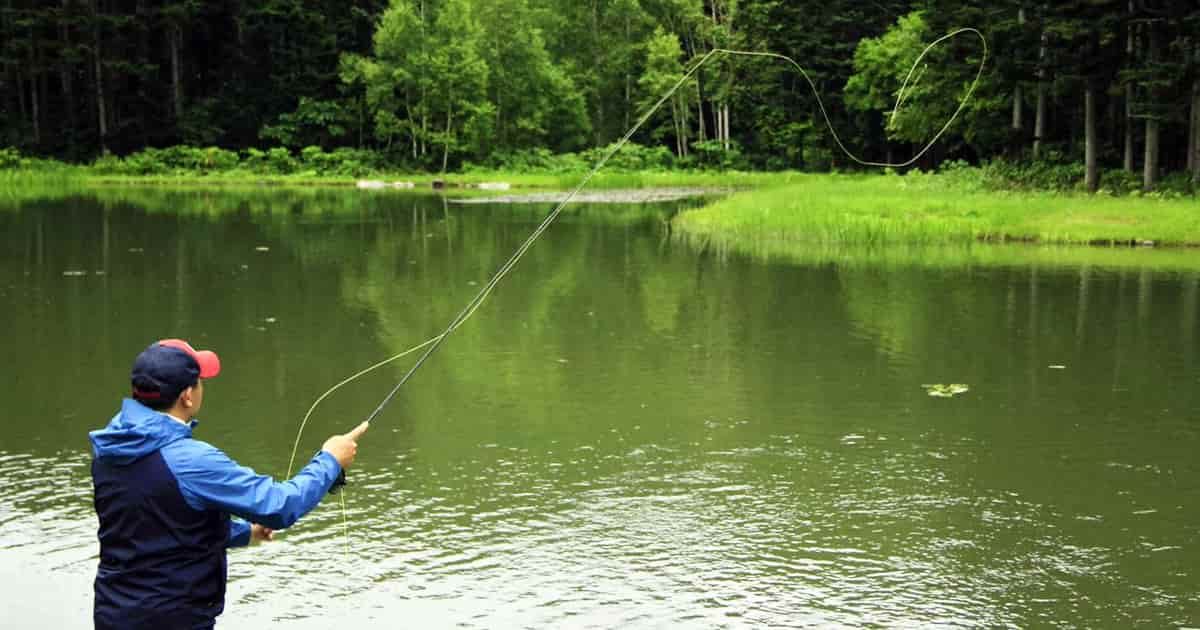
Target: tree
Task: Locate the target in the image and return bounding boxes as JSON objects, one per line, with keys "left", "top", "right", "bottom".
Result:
{"left": 476, "top": 0, "right": 588, "bottom": 153}
{"left": 638, "top": 26, "right": 692, "bottom": 159}
{"left": 428, "top": 0, "right": 490, "bottom": 170}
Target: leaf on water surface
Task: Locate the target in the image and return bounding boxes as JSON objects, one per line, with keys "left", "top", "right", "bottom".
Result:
{"left": 254, "top": 246, "right": 270, "bottom": 252}
{"left": 923, "top": 383, "right": 970, "bottom": 398}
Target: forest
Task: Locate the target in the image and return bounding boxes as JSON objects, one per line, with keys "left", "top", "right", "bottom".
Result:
{"left": 2, "top": 1, "right": 1198, "bottom": 191}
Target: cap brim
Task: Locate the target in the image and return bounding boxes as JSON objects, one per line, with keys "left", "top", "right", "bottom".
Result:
{"left": 195, "top": 350, "right": 221, "bottom": 378}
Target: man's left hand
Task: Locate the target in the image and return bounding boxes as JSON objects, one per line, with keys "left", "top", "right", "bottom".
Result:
{"left": 251, "top": 524, "right": 275, "bottom": 544}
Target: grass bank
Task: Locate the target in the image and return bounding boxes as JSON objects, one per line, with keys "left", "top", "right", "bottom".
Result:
{"left": 673, "top": 173, "right": 1200, "bottom": 249}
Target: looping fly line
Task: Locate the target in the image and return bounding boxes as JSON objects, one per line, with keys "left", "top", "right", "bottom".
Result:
{"left": 287, "top": 27, "right": 988, "bottom": 480}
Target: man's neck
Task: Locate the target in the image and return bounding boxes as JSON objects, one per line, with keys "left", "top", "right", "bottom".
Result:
{"left": 166, "top": 410, "right": 191, "bottom": 426}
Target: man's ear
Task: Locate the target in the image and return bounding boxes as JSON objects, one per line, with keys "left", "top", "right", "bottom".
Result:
{"left": 181, "top": 386, "right": 195, "bottom": 408}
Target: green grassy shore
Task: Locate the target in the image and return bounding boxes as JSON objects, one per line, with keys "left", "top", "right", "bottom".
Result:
{"left": 672, "top": 173, "right": 1200, "bottom": 248}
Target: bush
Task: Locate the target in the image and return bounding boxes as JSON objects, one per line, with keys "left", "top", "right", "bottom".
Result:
{"left": 935, "top": 159, "right": 985, "bottom": 192}
{"left": 0, "top": 147, "right": 20, "bottom": 170}
{"left": 91, "top": 153, "right": 124, "bottom": 174}
{"left": 578, "top": 142, "right": 675, "bottom": 171}
{"left": 802, "top": 144, "right": 834, "bottom": 172}
{"left": 265, "top": 147, "right": 297, "bottom": 174}
{"left": 690, "top": 140, "right": 750, "bottom": 171}
{"left": 298, "top": 146, "right": 387, "bottom": 176}
{"left": 982, "top": 159, "right": 1085, "bottom": 191}
{"left": 1155, "top": 172, "right": 1195, "bottom": 196}
{"left": 467, "top": 147, "right": 588, "bottom": 173}
{"left": 1099, "top": 169, "right": 1140, "bottom": 196}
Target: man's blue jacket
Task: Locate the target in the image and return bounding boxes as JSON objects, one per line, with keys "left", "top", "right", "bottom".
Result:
{"left": 89, "top": 398, "right": 341, "bottom": 629}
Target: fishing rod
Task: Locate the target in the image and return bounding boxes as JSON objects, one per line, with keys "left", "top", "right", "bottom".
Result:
{"left": 303, "top": 28, "right": 988, "bottom": 492}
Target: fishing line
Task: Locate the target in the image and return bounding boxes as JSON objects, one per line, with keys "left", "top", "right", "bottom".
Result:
{"left": 285, "top": 27, "right": 987, "bottom": 505}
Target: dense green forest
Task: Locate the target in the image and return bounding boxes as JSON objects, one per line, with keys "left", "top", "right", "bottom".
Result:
{"left": 2, "top": 1, "right": 1198, "bottom": 189}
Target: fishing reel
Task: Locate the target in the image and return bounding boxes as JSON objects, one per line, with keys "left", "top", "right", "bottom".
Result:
{"left": 329, "top": 469, "right": 348, "bottom": 494}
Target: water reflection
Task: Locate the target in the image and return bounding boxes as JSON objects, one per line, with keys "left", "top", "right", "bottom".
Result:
{"left": 0, "top": 189, "right": 1197, "bottom": 627}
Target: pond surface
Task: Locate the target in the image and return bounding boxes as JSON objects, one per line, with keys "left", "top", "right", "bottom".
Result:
{"left": 1, "top": 188, "right": 1198, "bottom": 628}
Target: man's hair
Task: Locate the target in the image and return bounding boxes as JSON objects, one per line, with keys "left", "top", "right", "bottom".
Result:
{"left": 138, "top": 392, "right": 180, "bottom": 412}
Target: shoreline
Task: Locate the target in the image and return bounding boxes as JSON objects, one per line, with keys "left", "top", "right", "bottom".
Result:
{"left": 5, "top": 170, "right": 1199, "bottom": 250}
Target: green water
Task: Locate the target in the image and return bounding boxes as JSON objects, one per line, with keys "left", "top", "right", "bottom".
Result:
{"left": 1, "top": 188, "right": 1198, "bottom": 628}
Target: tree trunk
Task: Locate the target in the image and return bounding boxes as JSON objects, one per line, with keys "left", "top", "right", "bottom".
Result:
{"left": 1124, "top": 1, "right": 1136, "bottom": 172}
{"left": 1144, "top": 118, "right": 1159, "bottom": 191}
{"left": 1011, "top": 8, "right": 1025, "bottom": 154}
{"left": 16, "top": 67, "right": 27, "bottom": 122}
{"left": 92, "top": 0, "right": 108, "bottom": 154}
{"left": 671, "top": 99, "right": 682, "bottom": 158}
{"left": 724, "top": 105, "right": 731, "bottom": 151}
{"left": 29, "top": 28, "right": 40, "bottom": 146}
{"left": 696, "top": 75, "right": 706, "bottom": 143}
{"left": 1191, "top": 77, "right": 1200, "bottom": 184}
{"left": 1033, "top": 19, "right": 1047, "bottom": 159}
{"left": 406, "top": 99, "right": 418, "bottom": 160}
{"left": 1143, "top": 22, "right": 1160, "bottom": 191}
{"left": 170, "top": 23, "right": 183, "bottom": 121}
{"left": 60, "top": 0, "right": 77, "bottom": 140}
{"left": 624, "top": 14, "right": 632, "bottom": 132}
{"left": 1012, "top": 83, "right": 1023, "bottom": 133}
{"left": 1085, "top": 82, "right": 1098, "bottom": 194}
{"left": 1124, "top": 82, "right": 1136, "bottom": 172}
{"left": 592, "top": 0, "right": 604, "bottom": 145}
{"left": 419, "top": 0, "right": 427, "bottom": 158}
{"left": 679, "top": 94, "right": 689, "bottom": 157}
{"left": 441, "top": 104, "right": 452, "bottom": 173}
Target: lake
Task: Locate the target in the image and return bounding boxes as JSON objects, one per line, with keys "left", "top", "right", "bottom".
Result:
{"left": 1, "top": 187, "right": 1197, "bottom": 628}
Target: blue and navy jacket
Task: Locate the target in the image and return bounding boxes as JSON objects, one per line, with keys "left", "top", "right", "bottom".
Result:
{"left": 89, "top": 398, "right": 341, "bottom": 629}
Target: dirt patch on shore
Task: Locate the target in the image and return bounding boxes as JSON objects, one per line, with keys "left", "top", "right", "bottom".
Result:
{"left": 448, "top": 188, "right": 717, "bottom": 204}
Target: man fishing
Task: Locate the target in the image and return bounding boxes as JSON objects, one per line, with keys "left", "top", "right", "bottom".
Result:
{"left": 89, "top": 339, "right": 368, "bottom": 629}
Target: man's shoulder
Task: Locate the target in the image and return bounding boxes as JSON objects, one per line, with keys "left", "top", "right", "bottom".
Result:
{"left": 161, "top": 436, "right": 221, "bottom": 455}
{"left": 160, "top": 437, "right": 232, "bottom": 471}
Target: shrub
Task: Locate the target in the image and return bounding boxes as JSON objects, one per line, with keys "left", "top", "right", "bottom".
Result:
{"left": 0, "top": 147, "right": 20, "bottom": 170}
{"left": 266, "top": 147, "right": 297, "bottom": 174}
{"left": 690, "top": 140, "right": 750, "bottom": 171}
{"left": 982, "top": 159, "right": 1085, "bottom": 191}
{"left": 578, "top": 142, "right": 675, "bottom": 171}
{"left": 1099, "top": 169, "right": 1140, "bottom": 196}
{"left": 91, "top": 153, "right": 124, "bottom": 174}
{"left": 1155, "top": 172, "right": 1195, "bottom": 196}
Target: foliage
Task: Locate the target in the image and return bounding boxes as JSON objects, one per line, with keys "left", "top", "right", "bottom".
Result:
{"left": 689, "top": 140, "right": 749, "bottom": 171}
{"left": 86, "top": 145, "right": 389, "bottom": 177}
{"left": 0, "top": 147, "right": 20, "bottom": 170}
{"left": 3, "top": 0, "right": 1200, "bottom": 189}
{"left": 981, "top": 159, "right": 1087, "bottom": 192}
{"left": 261, "top": 98, "right": 355, "bottom": 149}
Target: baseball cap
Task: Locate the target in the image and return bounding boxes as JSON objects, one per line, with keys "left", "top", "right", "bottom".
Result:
{"left": 130, "top": 339, "right": 221, "bottom": 405}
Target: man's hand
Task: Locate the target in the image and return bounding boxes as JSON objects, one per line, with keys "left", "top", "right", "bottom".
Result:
{"left": 250, "top": 524, "right": 274, "bottom": 544}
{"left": 322, "top": 421, "right": 370, "bottom": 470}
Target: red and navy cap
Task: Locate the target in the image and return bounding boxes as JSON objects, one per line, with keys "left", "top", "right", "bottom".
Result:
{"left": 130, "top": 339, "right": 221, "bottom": 405}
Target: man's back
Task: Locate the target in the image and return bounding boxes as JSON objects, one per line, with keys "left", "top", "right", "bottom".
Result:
{"left": 91, "top": 398, "right": 230, "bottom": 629}
{"left": 93, "top": 448, "right": 228, "bottom": 629}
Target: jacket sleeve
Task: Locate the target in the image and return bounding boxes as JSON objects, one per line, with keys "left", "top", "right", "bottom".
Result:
{"left": 163, "top": 440, "right": 342, "bottom": 530}
{"left": 228, "top": 518, "right": 252, "bottom": 548}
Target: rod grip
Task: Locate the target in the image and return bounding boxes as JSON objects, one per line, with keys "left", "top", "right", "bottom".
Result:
{"left": 330, "top": 468, "right": 347, "bottom": 494}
